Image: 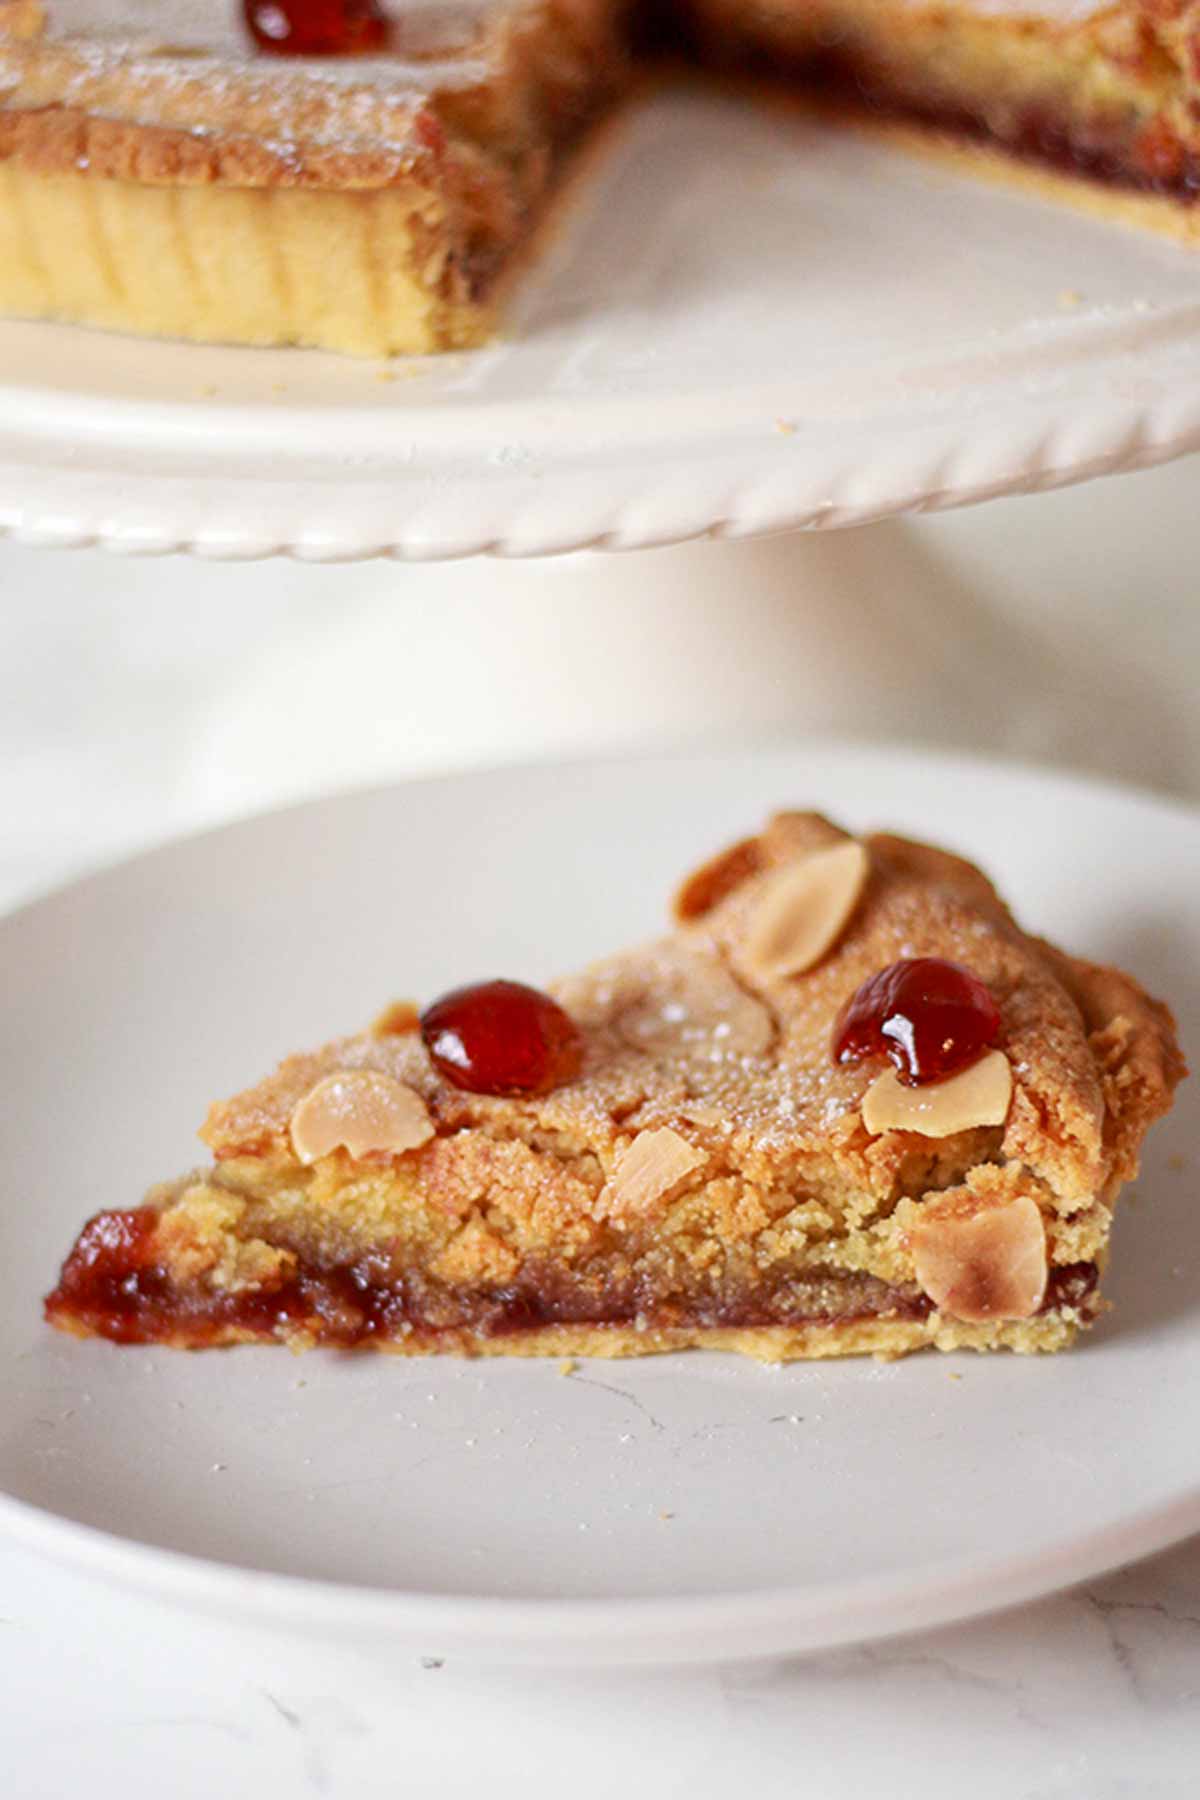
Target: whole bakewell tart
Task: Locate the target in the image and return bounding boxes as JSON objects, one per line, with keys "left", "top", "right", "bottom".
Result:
{"left": 45, "top": 813, "right": 1186, "bottom": 1359}
{"left": 6, "top": 1, "right": 1200, "bottom": 356}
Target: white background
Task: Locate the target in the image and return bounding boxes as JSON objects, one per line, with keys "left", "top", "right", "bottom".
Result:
{"left": 4, "top": 451, "right": 1200, "bottom": 913}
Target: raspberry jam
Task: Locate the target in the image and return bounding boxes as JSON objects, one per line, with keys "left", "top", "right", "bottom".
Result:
{"left": 832, "top": 958, "right": 1001, "bottom": 1087}
{"left": 244, "top": 0, "right": 388, "bottom": 56}
{"left": 420, "top": 979, "right": 583, "bottom": 1098}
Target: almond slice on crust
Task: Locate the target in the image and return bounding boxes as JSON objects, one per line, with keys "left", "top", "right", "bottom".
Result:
{"left": 740, "top": 841, "right": 869, "bottom": 983}
{"left": 370, "top": 999, "right": 421, "bottom": 1037}
{"left": 601, "top": 1127, "right": 707, "bottom": 1220}
{"left": 0, "top": 3, "right": 45, "bottom": 41}
{"left": 910, "top": 1194, "right": 1047, "bottom": 1322}
{"left": 289, "top": 1069, "right": 434, "bottom": 1164}
{"left": 861, "top": 1049, "right": 1013, "bottom": 1139}
{"left": 673, "top": 835, "right": 764, "bottom": 922}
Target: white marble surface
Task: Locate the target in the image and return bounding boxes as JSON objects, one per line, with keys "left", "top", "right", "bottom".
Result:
{"left": 3, "top": 1538, "right": 1200, "bottom": 1798}
{"left": 2, "top": 455, "right": 1200, "bottom": 1792}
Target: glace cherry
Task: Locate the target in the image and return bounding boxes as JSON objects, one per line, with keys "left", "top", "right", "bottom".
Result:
{"left": 420, "top": 979, "right": 583, "bottom": 1098}
{"left": 831, "top": 958, "right": 1001, "bottom": 1087}
{"left": 244, "top": 0, "right": 388, "bottom": 56}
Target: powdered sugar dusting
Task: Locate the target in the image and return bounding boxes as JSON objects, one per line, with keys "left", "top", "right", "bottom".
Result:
{"left": 4, "top": 0, "right": 507, "bottom": 155}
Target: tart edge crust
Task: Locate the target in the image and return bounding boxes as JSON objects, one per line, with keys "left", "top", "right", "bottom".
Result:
{"left": 43, "top": 1310, "right": 1092, "bottom": 1359}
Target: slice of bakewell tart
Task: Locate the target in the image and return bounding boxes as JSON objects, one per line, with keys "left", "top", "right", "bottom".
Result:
{"left": 45, "top": 812, "right": 1185, "bottom": 1359}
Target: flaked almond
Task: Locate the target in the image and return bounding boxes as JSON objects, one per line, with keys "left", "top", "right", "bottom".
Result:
{"left": 910, "top": 1194, "right": 1047, "bottom": 1322}
{"left": 617, "top": 946, "right": 773, "bottom": 1059}
{"left": 861, "top": 1049, "right": 1012, "bottom": 1139}
{"left": 289, "top": 1069, "right": 434, "bottom": 1165}
{"left": 740, "top": 841, "right": 869, "bottom": 983}
{"left": 0, "top": 2, "right": 46, "bottom": 42}
{"left": 673, "top": 835, "right": 763, "bottom": 922}
{"left": 370, "top": 999, "right": 421, "bottom": 1037}
{"left": 602, "top": 1127, "right": 707, "bottom": 1220}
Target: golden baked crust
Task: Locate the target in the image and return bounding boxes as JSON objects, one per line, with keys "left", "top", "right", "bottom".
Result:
{"left": 44, "top": 812, "right": 1185, "bottom": 1360}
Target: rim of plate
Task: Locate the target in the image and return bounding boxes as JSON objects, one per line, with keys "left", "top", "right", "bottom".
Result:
{"left": 1, "top": 1480, "right": 1197, "bottom": 1665}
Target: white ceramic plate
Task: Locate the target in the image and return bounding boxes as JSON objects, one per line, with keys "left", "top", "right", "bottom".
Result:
{"left": 1, "top": 745, "right": 1197, "bottom": 1666}
{"left": 6, "top": 88, "right": 1200, "bottom": 560}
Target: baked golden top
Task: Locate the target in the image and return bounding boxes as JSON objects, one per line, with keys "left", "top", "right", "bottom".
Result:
{"left": 203, "top": 812, "right": 1184, "bottom": 1236}
{"left": 0, "top": 0, "right": 623, "bottom": 185}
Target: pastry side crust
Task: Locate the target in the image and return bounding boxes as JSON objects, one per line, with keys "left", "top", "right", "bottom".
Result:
{"left": 42, "top": 1310, "right": 1090, "bottom": 1358}
{"left": 0, "top": 87, "right": 628, "bottom": 352}
{"left": 0, "top": 162, "right": 499, "bottom": 353}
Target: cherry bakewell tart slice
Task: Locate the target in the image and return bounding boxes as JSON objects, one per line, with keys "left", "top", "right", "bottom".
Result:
{"left": 46, "top": 812, "right": 1185, "bottom": 1360}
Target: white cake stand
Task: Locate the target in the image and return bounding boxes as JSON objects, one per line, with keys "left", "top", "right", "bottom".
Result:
{"left": 5, "top": 86, "right": 1200, "bottom": 560}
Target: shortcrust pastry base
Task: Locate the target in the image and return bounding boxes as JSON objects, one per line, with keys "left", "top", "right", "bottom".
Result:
{"left": 42, "top": 1309, "right": 1090, "bottom": 1358}
{"left": 0, "top": 162, "right": 492, "bottom": 353}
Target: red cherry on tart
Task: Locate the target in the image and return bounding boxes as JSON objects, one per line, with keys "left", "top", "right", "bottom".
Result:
{"left": 244, "top": 0, "right": 388, "bottom": 57}
{"left": 832, "top": 958, "right": 1002, "bottom": 1087}
{"left": 420, "top": 979, "right": 584, "bottom": 1097}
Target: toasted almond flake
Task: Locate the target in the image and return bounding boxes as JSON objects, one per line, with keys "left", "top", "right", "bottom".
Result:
{"left": 602, "top": 1127, "right": 707, "bottom": 1219}
{"left": 371, "top": 999, "right": 421, "bottom": 1037}
{"left": 910, "top": 1194, "right": 1047, "bottom": 1322}
{"left": 740, "top": 841, "right": 869, "bottom": 983}
{"left": 861, "top": 1050, "right": 1012, "bottom": 1139}
{"left": 289, "top": 1069, "right": 434, "bottom": 1164}
{"left": 0, "top": 1, "right": 45, "bottom": 40}
{"left": 673, "top": 835, "right": 763, "bottom": 921}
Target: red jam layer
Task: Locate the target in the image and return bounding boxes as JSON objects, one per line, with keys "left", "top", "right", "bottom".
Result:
{"left": 44, "top": 1207, "right": 1100, "bottom": 1347}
